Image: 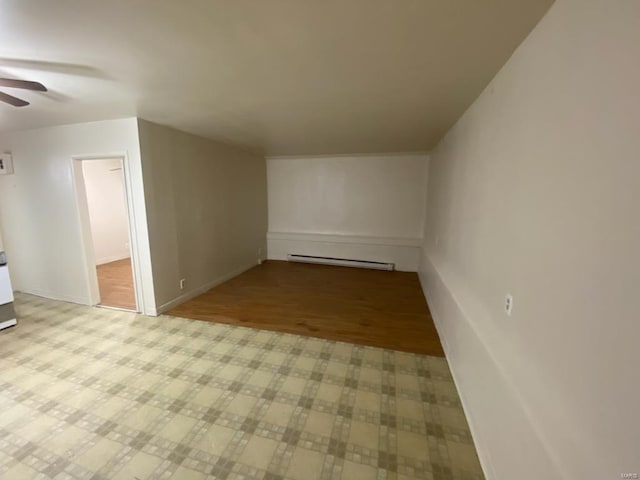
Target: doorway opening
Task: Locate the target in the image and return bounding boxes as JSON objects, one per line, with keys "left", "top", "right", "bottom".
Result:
{"left": 74, "top": 157, "right": 138, "bottom": 311}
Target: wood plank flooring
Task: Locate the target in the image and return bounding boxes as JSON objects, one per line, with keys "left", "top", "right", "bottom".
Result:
{"left": 96, "top": 258, "right": 136, "bottom": 311}
{"left": 169, "top": 260, "right": 444, "bottom": 356}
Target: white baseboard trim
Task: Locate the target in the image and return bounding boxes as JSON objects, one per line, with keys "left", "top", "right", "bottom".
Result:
{"left": 15, "top": 288, "right": 90, "bottom": 306}
{"left": 96, "top": 253, "right": 131, "bottom": 266}
{"left": 417, "top": 263, "right": 493, "bottom": 478}
{"left": 267, "top": 231, "right": 422, "bottom": 272}
{"left": 0, "top": 318, "right": 17, "bottom": 330}
{"left": 418, "top": 254, "right": 559, "bottom": 480}
{"left": 267, "top": 231, "right": 422, "bottom": 247}
{"left": 155, "top": 261, "right": 258, "bottom": 315}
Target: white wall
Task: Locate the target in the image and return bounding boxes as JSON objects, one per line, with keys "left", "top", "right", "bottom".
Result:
{"left": 267, "top": 153, "right": 428, "bottom": 271}
{"left": 137, "top": 120, "right": 267, "bottom": 313}
{"left": 0, "top": 119, "right": 155, "bottom": 313}
{"left": 82, "top": 159, "right": 131, "bottom": 265}
{"left": 420, "top": 0, "right": 640, "bottom": 478}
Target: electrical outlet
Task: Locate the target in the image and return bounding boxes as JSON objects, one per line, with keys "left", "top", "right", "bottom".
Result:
{"left": 180, "top": 278, "right": 186, "bottom": 290}
{"left": 505, "top": 294, "right": 514, "bottom": 316}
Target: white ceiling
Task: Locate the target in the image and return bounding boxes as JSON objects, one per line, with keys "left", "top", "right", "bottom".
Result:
{"left": 0, "top": 0, "right": 553, "bottom": 155}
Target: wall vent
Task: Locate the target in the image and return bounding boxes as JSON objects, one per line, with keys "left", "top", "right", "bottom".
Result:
{"left": 286, "top": 254, "right": 394, "bottom": 271}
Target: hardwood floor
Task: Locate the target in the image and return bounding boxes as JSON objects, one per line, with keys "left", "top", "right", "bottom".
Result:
{"left": 169, "top": 260, "right": 444, "bottom": 356}
{"left": 96, "top": 258, "right": 136, "bottom": 311}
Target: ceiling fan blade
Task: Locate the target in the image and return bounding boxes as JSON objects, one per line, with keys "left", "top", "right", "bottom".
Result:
{"left": 0, "top": 58, "right": 106, "bottom": 79}
{"left": 0, "top": 91, "right": 29, "bottom": 107}
{"left": 0, "top": 78, "right": 47, "bottom": 92}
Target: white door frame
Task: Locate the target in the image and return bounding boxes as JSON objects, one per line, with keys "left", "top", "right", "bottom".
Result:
{"left": 71, "top": 153, "right": 143, "bottom": 312}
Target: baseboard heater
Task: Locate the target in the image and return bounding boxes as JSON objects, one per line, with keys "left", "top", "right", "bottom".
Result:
{"left": 286, "top": 254, "right": 394, "bottom": 271}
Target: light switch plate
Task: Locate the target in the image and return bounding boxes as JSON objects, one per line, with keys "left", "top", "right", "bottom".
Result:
{"left": 0, "top": 153, "right": 14, "bottom": 175}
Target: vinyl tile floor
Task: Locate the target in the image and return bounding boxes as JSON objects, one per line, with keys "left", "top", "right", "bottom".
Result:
{"left": 0, "top": 293, "right": 484, "bottom": 480}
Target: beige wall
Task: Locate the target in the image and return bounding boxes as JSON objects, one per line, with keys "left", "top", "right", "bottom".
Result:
{"left": 82, "top": 159, "right": 131, "bottom": 265}
{"left": 137, "top": 120, "right": 267, "bottom": 313}
{"left": 267, "top": 154, "right": 428, "bottom": 238}
{"left": 0, "top": 119, "right": 155, "bottom": 312}
{"left": 266, "top": 153, "right": 428, "bottom": 270}
{"left": 420, "top": 0, "right": 640, "bottom": 478}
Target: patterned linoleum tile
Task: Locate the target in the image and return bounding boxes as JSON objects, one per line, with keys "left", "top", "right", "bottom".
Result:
{"left": 0, "top": 293, "right": 484, "bottom": 480}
